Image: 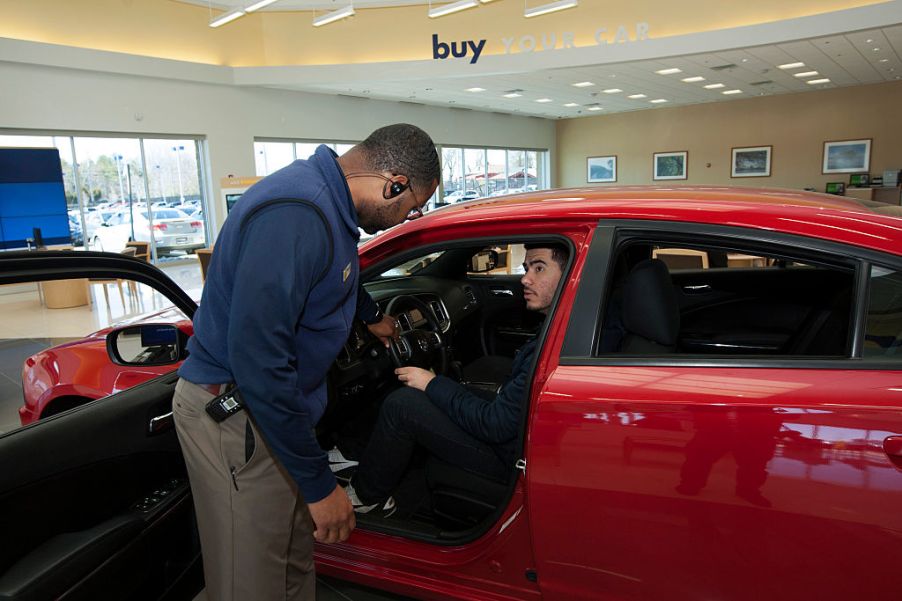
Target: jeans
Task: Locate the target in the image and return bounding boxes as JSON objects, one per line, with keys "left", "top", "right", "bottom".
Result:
{"left": 354, "top": 387, "right": 509, "bottom": 504}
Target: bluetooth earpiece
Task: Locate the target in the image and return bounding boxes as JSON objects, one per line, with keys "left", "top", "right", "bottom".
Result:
{"left": 387, "top": 180, "right": 408, "bottom": 198}
{"left": 346, "top": 172, "right": 409, "bottom": 200}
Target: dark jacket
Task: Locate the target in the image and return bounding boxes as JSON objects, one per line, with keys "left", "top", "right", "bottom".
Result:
{"left": 179, "top": 145, "right": 377, "bottom": 502}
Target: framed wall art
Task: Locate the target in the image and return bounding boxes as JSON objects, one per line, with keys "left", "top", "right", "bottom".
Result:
{"left": 587, "top": 155, "right": 617, "bottom": 183}
{"left": 653, "top": 151, "right": 688, "bottom": 180}
{"left": 823, "top": 139, "right": 871, "bottom": 174}
{"left": 731, "top": 146, "right": 772, "bottom": 178}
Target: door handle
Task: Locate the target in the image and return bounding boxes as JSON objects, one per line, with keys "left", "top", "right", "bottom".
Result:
{"left": 683, "top": 284, "right": 712, "bottom": 294}
{"left": 883, "top": 436, "right": 902, "bottom": 468}
{"left": 490, "top": 287, "right": 514, "bottom": 297}
{"left": 149, "top": 411, "right": 174, "bottom": 435}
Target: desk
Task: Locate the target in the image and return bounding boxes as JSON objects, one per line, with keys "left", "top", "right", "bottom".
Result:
{"left": 40, "top": 279, "right": 89, "bottom": 308}
{"left": 727, "top": 253, "right": 766, "bottom": 268}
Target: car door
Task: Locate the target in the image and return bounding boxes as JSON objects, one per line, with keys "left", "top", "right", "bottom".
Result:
{"left": 0, "top": 250, "right": 202, "bottom": 601}
{"left": 528, "top": 222, "right": 902, "bottom": 601}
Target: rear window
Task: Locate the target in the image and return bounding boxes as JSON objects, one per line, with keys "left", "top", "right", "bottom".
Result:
{"left": 864, "top": 266, "right": 902, "bottom": 357}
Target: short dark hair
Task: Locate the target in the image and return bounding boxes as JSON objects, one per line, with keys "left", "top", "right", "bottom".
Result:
{"left": 524, "top": 242, "right": 569, "bottom": 270}
{"left": 358, "top": 124, "right": 440, "bottom": 197}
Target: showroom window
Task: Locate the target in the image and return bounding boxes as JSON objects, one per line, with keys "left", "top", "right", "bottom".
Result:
{"left": 0, "top": 132, "right": 209, "bottom": 264}
{"left": 254, "top": 139, "right": 357, "bottom": 176}
{"left": 438, "top": 146, "right": 549, "bottom": 207}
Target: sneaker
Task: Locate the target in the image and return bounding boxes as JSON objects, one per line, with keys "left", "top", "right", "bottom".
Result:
{"left": 328, "top": 447, "right": 359, "bottom": 474}
{"left": 345, "top": 481, "right": 397, "bottom": 518}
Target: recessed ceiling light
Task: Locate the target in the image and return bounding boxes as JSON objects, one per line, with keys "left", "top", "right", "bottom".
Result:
{"left": 655, "top": 68, "right": 682, "bottom": 75}
{"left": 866, "top": 38, "right": 874, "bottom": 43}
{"left": 627, "top": 93, "right": 647, "bottom": 99}
{"left": 873, "top": 47, "right": 881, "bottom": 52}
{"left": 778, "top": 62, "right": 805, "bottom": 69}
{"left": 807, "top": 78, "right": 831, "bottom": 84}
{"left": 650, "top": 98, "right": 668, "bottom": 103}
{"left": 741, "top": 58, "right": 749, "bottom": 63}
{"left": 722, "top": 89, "right": 742, "bottom": 95}
{"left": 794, "top": 71, "right": 819, "bottom": 77}
{"left": 602, "top": 88, "right": 622, "bottom": 93}
{"left": 879, "top": 58, "right": 889, "bottom": 63}
{"left": 587, "top": 106, "right": 603, "bottom": 111}
{"left": 681, "top": 76, "right": 705, "bottom": 82}
{"left": 563, "top": 102, "right": 579, "bottom": 107}
{"left": 465, "top": 87, "right": 486, "bottom": 92}
{"left": 535, "top": 98, "right": 553, "bottom": 103}
{"left": 572, "top": 81, "right": 595, "bottom": 87}
{"left": 502, "top": 90, "right": 523, "bottom": 98}
{"left": 704, "top": 83, "right": 725, "bottom": 89}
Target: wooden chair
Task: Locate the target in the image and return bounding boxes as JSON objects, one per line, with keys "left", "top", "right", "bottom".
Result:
{"left": 125, "top": 241, "right": 151, "bottom": 263}
{"left": 196, "top": 247, "right": 214, "bottom": 282}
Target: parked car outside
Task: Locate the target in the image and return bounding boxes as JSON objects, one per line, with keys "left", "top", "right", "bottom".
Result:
{"left": 441, "top": 188, "right": 480, "bottom": 204}
{"left": 90, "top": 208, "right": 205, "bottom": 255}
{"left": 7, "top": 187, "right": 902, "bottom": 601}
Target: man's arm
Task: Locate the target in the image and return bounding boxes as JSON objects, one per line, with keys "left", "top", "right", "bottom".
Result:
{"left": 226, "top": 205, "right": 353, "bottom": 542}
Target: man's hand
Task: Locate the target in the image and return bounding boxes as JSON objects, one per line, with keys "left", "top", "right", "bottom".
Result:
{"left": 367, "top": 314, "right": 401, "bottom": 347}
{"left": 395, "top": 366, "right": 435, "bottom": 391}
{"left": 307, "top": 484, "right": 355, "bottom": 544}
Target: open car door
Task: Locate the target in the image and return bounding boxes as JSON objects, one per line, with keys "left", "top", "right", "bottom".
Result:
{"left": 0, "top": 251, "right": 202, "bottom": 601}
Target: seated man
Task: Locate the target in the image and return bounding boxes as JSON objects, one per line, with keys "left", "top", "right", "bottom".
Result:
{"left": 342, "top": 242, "right": 568, "bottom": 515}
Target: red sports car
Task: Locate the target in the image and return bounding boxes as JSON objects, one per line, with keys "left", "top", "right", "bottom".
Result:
{"left": 4, "top": 187, "right": 902, "bottom": 601}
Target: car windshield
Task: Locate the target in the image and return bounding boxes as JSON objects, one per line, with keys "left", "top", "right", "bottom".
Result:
{"left": 380, "top": 252, "right": 444, "bottom": 277}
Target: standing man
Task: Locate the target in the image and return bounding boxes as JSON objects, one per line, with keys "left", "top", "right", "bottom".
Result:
{"left": 173, "top": 124, "right": 440, "bottom": 600}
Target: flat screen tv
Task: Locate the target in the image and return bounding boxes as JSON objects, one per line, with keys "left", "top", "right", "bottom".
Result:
{"left": 0, "top": 148, "right": 71, "bottom": 250}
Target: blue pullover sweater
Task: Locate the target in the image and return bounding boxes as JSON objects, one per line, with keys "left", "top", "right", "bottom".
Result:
{"left": 179, "top": 145, "right": 378, "bottom": 503}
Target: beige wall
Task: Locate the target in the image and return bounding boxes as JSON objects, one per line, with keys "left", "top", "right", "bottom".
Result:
{"left": 556, "top": 80, "right": 902, "bottom": 192}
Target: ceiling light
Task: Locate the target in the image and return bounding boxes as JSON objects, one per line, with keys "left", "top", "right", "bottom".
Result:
{"left": 587, "top": 106, "right": 603, "bottom": 111}
{"left": 524, "top": 0, "right": 578, "bottom": 18}
{"left": 778, "top": 62, "right": 805, "bottom": 69}
{"left": 722, "top": 89, "right": 742, "bottom": 95}
{"left": 873, "top": 47, "right": 881, "bottom": 51}
{"left": 535, "top": 98, "right": 553, "bottom": 103}
{"left": 428, "top": 0, "right": 478, "bottom": 18}
{"left": 563, "top": 102, "right": 579, "bottom": 107}
{"left": 866, "top": 38, "right": 874, "bottom": 43}
{"left": 627, "top": 94, "right": 647, "bottom": 99}
{"left": 704, "top": 83, "right": 725, "bottom": 89}
{"left": 603, "top": 88, "right": 622, "bottom": 93}
{"left": 655, "top": 68, "right": 682, "bottom": 75}
{"left": 313, "top": 4, "right": 355, "bottom": 25}
{"left": 245, "top": 0, "right": 279, "bottom": 11}
{"left": 879, "top": 58, "right": 889, "bottom": 63}
{"left": 681, "top": 76, "right": 705, "bottom": 82}
{"left": 503, "top": 92, "right": 523, "bottom": 98}
{"left": 209, "top": 8, "right": 245, "bottom": 27}
{"left": 572, "top": 81, "right": 595, "bottom": 87}
{"left": 794, "top": 71, "right": 819, "bottom": 77}
{"left": 807, "top": 78, "right": 831, "bottom": 84}
{"left": 650, "top": 99, "right": 668, "bottom": 103}
{"left": 465, "top": 87, "right": 485, "bottom": 92}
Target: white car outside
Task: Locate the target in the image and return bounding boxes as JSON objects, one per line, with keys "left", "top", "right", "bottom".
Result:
{"left": 91, "top": 209, "right": 206, "bottom": 256}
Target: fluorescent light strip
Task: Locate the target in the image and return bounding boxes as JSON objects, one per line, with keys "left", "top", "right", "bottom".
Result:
{"left": 794, "top": 71, "right": 819, "bottom": 77}
{"left": 807, "top": 78, "right": 831, "bottom": 84}
{"left": 587, "top": 106, "right": 603, "bottom": 111}
{"left": 503, "top": 92, "right": 522, "bottom": 98}
{"left": 313, "top": 4, "right": 355, "bottom": 25}
{"left": 681, "top": 76, "right": 705, "bottom": 82}
{"left": 535, "top": 98, "right": 553, "bottom": 103}
{"left": 778, "top": 62, "right": 805, "bottom": 69}
{"left": 602, "top": 88, "right": 622, "bottom": 93}
{"left": 524, "top": 0, "right": 577, "bottom": 18}
{"left": 210, "top": 8, "right": 245, "bottom": 27}
{"left": 704, "top": 83, "right": 725, "bottom": 89}
{"left": 429, "top": 0, "right": 478, "bottom": 17}
{"left": 655, "top": 68, "right": 682, "bottom": 75}
{"left": 650, "top": 98, "right": 668, "bottom": 103}
{"left": 465, "top": 87, "right": 486, "bottom": 92}
{"left": 572, "top": 81, "right": 594, "bottom": 87}
{"left": 563, "top": 102, "right": 579, "bottom": 107}
{"left": 245, "top": 0, "right": 279, "bottom": 11}
{"left": 627, "top": 94, "right": 647, "bottom": 99}
{"left": 722, "top": 89, "right": 742, "bottom": 95}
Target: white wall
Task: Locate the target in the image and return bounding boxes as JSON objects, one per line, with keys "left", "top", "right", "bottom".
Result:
{"left": 0, "top": 59, "right": 556, "bottom": 233}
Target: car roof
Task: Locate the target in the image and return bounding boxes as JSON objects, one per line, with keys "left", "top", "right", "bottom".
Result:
{"left": 375, "top": 186, "right": 902, "bottom": 256}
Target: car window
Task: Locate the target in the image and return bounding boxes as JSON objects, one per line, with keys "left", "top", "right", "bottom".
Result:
{"left": 863, "top": 266, "right": 902, "bottom": 358}
{"left": 0, "top": 271, "right": 192, "bottom": 436}
{"left": 467, "top": 244, "right": 527, "bottom": 276}
{"left": 379, "top": 252, "right": 444, "bottom": 277}
{"left": 597, "top": 240, "right": 856, "bottom": 357}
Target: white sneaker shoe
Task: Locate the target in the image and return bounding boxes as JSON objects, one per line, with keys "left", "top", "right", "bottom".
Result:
{"left": 328, "top": 447, "right": 359, "bottom": 473}
{"left": 345, "top": 481, "right": 397, "bottom": 518}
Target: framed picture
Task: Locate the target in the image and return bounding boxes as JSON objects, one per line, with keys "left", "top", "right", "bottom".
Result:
{"left": 587, "top": 155, "right": 617, "bottom": 183}
{"left": 823, "top": 139, "right": 871, "bottom": 174}
{"left": 825, "top": 182, "right": 846, "bottom": 195}
{"left": 653, "top": 151, "right": 688, "bottom": 180}
{"left": 849, "top": 173, "right": 870, "bottom": 187}
{"left": 731, "top": 146, "right": 772, "bottom": 178}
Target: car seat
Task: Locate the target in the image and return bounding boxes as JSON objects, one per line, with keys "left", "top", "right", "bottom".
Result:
{"left": 621, "top": 259, "right": 680, "bottom": 353}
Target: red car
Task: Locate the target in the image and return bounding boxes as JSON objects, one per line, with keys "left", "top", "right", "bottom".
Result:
{"left": 18, "top": 307, "right": 192, "bottom": 425}
{"left": 4, "top": 187, "right": 902, "bottom": 601}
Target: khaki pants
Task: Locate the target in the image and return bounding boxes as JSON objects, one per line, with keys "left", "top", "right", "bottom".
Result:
{"left": 173, "top": 378, "right": 315, "bottom": 601}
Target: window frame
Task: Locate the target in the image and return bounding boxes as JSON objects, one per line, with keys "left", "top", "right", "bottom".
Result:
{"left": 561, "top": 220, "right": 902, "bottom": 370}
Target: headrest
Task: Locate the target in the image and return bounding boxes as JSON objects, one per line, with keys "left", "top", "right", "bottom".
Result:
{"left": 622, "top": 259, "right": 680, "bottom": 346}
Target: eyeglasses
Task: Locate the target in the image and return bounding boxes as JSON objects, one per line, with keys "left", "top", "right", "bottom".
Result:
{"left": 405, "top": 206, "right": 425, "bottom": 221}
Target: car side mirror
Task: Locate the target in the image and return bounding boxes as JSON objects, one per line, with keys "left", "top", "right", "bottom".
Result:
{"left": 106, "top": 324, "right": 188, "bottom": 366}
{"left": 469, "top": 249, "right": 499, "bottom": 273}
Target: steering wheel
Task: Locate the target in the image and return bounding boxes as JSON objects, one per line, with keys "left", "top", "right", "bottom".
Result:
{"left": 385, "top": 294, "right": 449, "bottom": 375}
